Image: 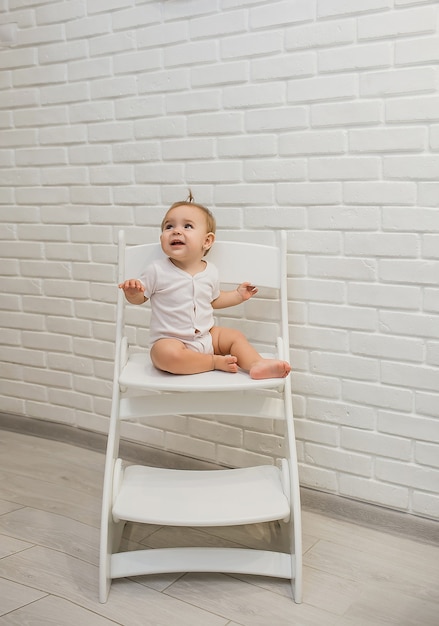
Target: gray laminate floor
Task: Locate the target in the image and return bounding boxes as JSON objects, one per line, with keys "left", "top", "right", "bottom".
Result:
{"left": 0, "top": 429, "right": 438, "bottom": 626}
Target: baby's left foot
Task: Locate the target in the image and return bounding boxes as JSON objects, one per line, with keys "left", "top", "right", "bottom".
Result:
{"left": 249, "top": 359, "right": 291, "bottom": 380}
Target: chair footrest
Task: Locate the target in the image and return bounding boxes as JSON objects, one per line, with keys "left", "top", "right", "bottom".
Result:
{"left": 112, "top": 464, "right": 290, "bottom": 526}
{"left": 111, "top": 547, "right": 294, "bottom": 580}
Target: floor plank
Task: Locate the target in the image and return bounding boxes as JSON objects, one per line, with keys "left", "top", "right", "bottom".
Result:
{"left": 0, "top": 429, "right": 438, "bottom": 626}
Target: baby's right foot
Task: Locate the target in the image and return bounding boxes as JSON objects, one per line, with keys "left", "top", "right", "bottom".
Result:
{"left": 213, "top": 354, "right": 238, "bottom": 373}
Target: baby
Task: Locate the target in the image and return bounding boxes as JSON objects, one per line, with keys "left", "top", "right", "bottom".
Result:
{"left": 119, "top": 195, "right": 291, "bottom": 380}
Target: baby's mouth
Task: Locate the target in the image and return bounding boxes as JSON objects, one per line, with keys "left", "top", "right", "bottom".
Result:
{"left": 171, "top": 239, "right": 184, "bottom": 246}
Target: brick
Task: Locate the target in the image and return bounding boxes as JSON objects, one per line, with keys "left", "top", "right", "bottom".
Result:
{"left": 13, "top": 106, "right": 69, "bottom": 128}
{"left": 16, "top": 187, "right": 69, "bottom": 205}
{"left": 280, "top": 130, "right": 345, "bottom": 155}
{"left": 90, "top": 76, "right": 136, "bottom": 101}
{"left": 308, "top": 257, "right": 377, "bottom": 281}
{"left": 349, "top": 126, "right": 426, "bottom": 152}
{"left": 358, "top": 6, "right": 437, "bottom": 40}
{"left": 375, "top": 458, "right": 439, "bottom": 492}
{"left": 292, "top": 371, "right": 341, "bottom": 399}
{"left": 137, "top": 22, "right": 189, "bottom": 49}
{"left": 379, "top": 259, "right": 439, "bottom": 285}
{"left": 40, "top": 82, "right": 90, "bottom": 106}
{"left": 343, "top": 380, "right": 413, "bottom": 412}
{"left": 361, "top": 67, "right": 435, "bottom": 97}
{"left": 344, "top": 182, "right": 416, "bottom": 205}
{"left": 137, "top": 68, "right": 190, "bottom": 95}
{"left": 244, "top": 159, "right": 306, "bottom": 182}
{"left": 162, "top": 138, "right": 215, "bottom": 161}
{"left": 384, "top": 155, "right": 439, "bottom": 181}
{"left": 252, "top": 52, "right": 315, "bottom": 81}
{"left": 188, "top": 112, "right": 243, "bottom": 136}
{"left": 221, "top": 31, "right": 283, "bottom": 60}
{"left": 116, "top": 96, "right": 163, "bottom": 120}
{"left": 0, "top": 47, "right": 36, "bottom": 69}
{"left": 187, "top": 161, "right": 242, "bottom": 184}
{"left": 415, "top": 441, "right": 439, "bottom": 469}
{"left": 1, "top": 346, "right": 46, "bottom": 367}
{"left": 349, "top": 283, "right": 421, "bottom": 311}
{"left": 16, "top": 147, "right": 67, "bottom": 166}
{"left": 223, "top": 82, "right": 286, "bottom": 110}
{"left": 381, "top": 362, "right": 439, "bottom": 393}
{"left": 310, "top": 351, "right": 378, "bottom": 381}
{"left": 386, "top": 95, "right": 439, "bottom": 123}
{"left": 192, "top": 61, "right": 248, "bottom": 88}
{"left": 305, "top": 442, "right": 373, "bottom": 477}
{"left": 350, "top": 332, "right": 424, "bottom": 362}
{"left": 69, "top": 57, "right": 112, "bottom": 82}
{"left": 286, "top": 19, "right": 355, "bottom": 50}
{"left": 0, "top": 379, "right": 47, "bottom": 402}
{"left": 380, "top": 310, "right": 439, "bottom": 340}
{"left": 307, "top": 398, "right": 376, "bottom": 429}
{"left": 424, "top": 288, "right": 439, "bottom": 313}
{"left": 318, "top": 0, "right": 391, "bottom": 19}
{"left": 191, "top": 10, "right": 246, "bottom": 39}
{"left": 339, "top": 474, "right": 409, "bottom": 510}
{"left": 383, "top": 207, "right": 439, "bottom": 231}
{"left": 251, "top": 0, "right": 315, "bottom": 28}
{"left": 411, "top": 492, "right": 439, "bottom": 519}
{"left": 219, "top": 134, "right": 276, "bottom": 158}
{"left": 308, "top": 206, "right": 380, "bottom": 230}
{"left": 342, "top": 427, "right": 412, "bottom": 460}
{"left": 294, "top": 419, "right": 339, "bottom": 447}
{"left": 278, "top": 182, "right": 341, "bottom": 205}
{"left": 318, "top": 42, "right": 391, "bottom": 72}
{"left": 298, "top": 464, "right": 338, "bottom": 493}
{"left": 288, "top": 74, "right": 357, "bottom": 103}
{"left": 36, "top": 0, "right": 86, "bottom": 25}
{"left": 164, "top": 41, "right": 217, "bottom": 68}
{"left": 17, "top": 24, "right": 64, "bottom": 47}
{"left": 423, "top": 235, "right": 439, "bottom": 260}
{"left": 416, "top": 392, "right": 439, "bottom": 419}
{"left": 243, "top": 207, "right": 306, "bottom": 229}
{"left": 38, "top": 41, "right": 86, "bottom": 67}
{"left": 345, "top": 233, "right": 419, "bottom": 257}
{"left": 246, "top": 107, "right": 307, "bottom": 132}
{"left": 166, "top": 90, "right": 220, "bottom": 114}
{"left": 13, "top": 64, "right": 66, "bottom": 87}
{"left": 23, "top": 295, "right": 73, "bottom": 317}
{"left": 395, "top": 36, "right": 439, "bottom": 65}
{"left": 309, "top": 156, "right": 379, "bottom": 180}
{"left": 111, "top": 4, "right": 161, "bottom": 31}
{"left": 311, "top": 101, "right": 383, "bottom": 128}
{"left": 0, "top": 129, "right": 37, "bottom": 148}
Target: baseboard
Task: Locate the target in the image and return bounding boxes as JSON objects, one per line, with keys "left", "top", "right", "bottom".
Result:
{"left": 1, "top": 411, "right": 437, "bottom": 545}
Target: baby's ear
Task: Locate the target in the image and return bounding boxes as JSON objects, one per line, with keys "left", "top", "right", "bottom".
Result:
{"left": 204, "top": 232, "right": 215, "bottom": 250}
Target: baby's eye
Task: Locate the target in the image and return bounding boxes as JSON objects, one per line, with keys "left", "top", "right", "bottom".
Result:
{"left": 184, "top": 223, "right": 193, "bottom": 229}
{"left": 164, "top": 224, "right": 173, "bottom": 230}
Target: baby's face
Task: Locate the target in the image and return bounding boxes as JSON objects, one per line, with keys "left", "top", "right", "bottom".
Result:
{"left": 160, "top": 205, "right": 214, "bottom": 261}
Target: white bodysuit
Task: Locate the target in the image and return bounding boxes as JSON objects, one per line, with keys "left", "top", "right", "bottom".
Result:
{"left": 140, "top": 256, "right": 221, "bottom": 353}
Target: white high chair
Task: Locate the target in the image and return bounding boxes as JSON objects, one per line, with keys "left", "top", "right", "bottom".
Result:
{"left": 99, "top": 229, "right": 302, "bottom": 603}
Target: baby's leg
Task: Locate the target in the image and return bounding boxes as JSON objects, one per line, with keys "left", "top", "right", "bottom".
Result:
{"left": 210, "top": 326, "right": 291, "bottom": 380}
{"left": 151, "top": 338, "right": 238, "bottom": 375}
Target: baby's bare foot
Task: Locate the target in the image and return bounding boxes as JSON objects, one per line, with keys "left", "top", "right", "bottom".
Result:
{"left": 213, "top": 354, "right": 238, "bottom": 373}
{"left": 249, "top": 359, "right": 291, "bottom": 380}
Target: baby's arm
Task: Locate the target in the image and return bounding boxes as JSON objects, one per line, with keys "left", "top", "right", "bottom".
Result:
{"left": 212, "top": 282, "right": 258, "bottom": 309}
{"left": 118, "top": 279, "right": 148, "bottom": 305}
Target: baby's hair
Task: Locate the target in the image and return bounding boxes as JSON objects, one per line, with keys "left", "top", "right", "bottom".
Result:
{"left": 162, "top": 190, "right": 216, "bottom": 235}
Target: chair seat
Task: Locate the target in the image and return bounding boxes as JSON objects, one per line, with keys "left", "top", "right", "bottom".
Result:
{"left": 119, "top": 351, "right": 286, "bottom": 392}
{"left": 112, "top": 464, "right": 290, "bottom": 526}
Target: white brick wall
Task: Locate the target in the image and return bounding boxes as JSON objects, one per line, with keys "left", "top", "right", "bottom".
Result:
{"left": 1, "top": 0, "right": 438, "bottom": 520}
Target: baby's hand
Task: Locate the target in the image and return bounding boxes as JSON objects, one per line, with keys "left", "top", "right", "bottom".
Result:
{"left": 237, "top": 282, "right": 258, "bottom": 301}
{"left": 118, "top": 279, "right": 144, "bottom": 295}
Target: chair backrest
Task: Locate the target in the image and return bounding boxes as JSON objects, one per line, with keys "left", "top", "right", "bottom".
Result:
{"left": 121, "top": 234, "right": 283, "bottom": 290}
